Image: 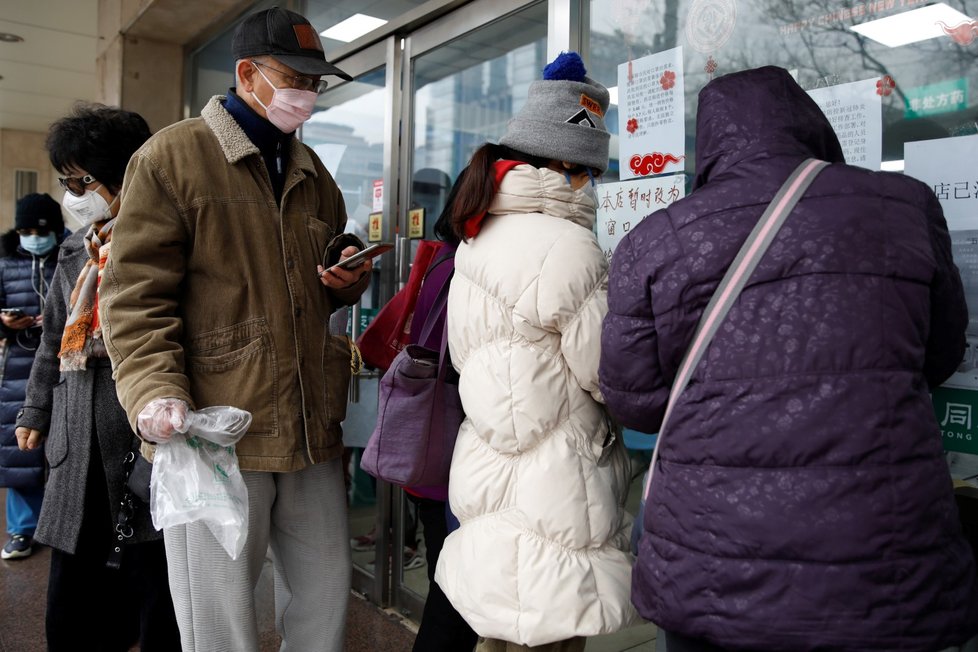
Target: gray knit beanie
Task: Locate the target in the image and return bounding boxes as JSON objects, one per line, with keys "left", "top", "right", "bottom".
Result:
{"left": 499, "top": 52, "right": 610, "bottom": 173}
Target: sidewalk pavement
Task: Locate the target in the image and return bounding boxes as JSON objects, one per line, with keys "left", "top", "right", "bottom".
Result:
{"left": 0, "top": 488, "right": 416, "bottom": 651}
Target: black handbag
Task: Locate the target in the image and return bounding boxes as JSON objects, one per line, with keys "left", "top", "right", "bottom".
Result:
{"left": 108, "top": 437, "right": 150, "bottom": 569}
{"left": 126, "top": 453, "right": 152, "bottom": 504}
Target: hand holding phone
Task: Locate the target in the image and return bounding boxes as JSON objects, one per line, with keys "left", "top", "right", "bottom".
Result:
{"left": 1, "top": 308, "right": 34, "bottom": 329}
{"left": 320, "top": 243, "right": 393, "bottom": 276}
{"left": 333, "top": 243, "right": 394, "bottom": 272}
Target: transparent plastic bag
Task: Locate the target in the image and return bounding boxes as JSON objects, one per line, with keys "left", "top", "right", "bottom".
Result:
{"left": 150, "top": 406, "right": 253, "bottom": 559}
{"left": 177, "top": 405, "right": 254, "bottom": 446}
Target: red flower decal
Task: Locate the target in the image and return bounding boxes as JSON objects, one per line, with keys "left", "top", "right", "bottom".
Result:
{"left": 876, "top": 75, "right": 895, "bottom": 96}
{"left": 627, "top": 118, "right": 639, "bottom": 134}
{"left": 704, "top": 57, "right": 718, "bottom": 75}
{"left": 660, "top": 70, "right": 676, "bottom": 91}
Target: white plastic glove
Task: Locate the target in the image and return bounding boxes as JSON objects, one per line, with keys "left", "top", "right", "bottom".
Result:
{"left": 137, "top": 397, "right": 189, "bottom": 444}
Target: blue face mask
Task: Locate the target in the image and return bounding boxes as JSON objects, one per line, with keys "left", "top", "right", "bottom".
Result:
{"left": 20, "top": 233, "right": 57, "bottom": 256}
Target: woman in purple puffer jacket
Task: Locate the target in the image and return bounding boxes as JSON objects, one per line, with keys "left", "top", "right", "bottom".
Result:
{"left": 405, "top": 174, "right": 479, "bottom": 652}
{"left": 600, "top": 66, "right": 978, "bottom": 651}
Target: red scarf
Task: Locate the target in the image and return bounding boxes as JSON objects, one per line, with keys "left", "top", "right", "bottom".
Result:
{"left": 462, "top": 160, "right": 525, "bottom": 239}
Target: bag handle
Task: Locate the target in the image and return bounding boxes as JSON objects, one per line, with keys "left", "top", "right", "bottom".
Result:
{"left": 417, "top": 259, "right": 454, "bottom": 347}
{"left": 642, "top": 158, "right": 829, "bottom": 500}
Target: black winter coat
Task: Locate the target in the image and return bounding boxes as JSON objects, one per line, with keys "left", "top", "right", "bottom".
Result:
{"left": 0, "top": 230, "right": 58, "bottom": 489}
{"left": 17, "top": 231, "right": 159, "bottom": 553}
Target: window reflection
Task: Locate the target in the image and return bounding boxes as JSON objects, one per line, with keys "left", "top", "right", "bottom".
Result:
{"left": 306, "top": 69, "right": 387, "bottom": 246}
{"left": 412, "top": 1, "right": 549, "bottom": 191}
{"left": 589, "top": 0, "right": 978, "bottom": 181}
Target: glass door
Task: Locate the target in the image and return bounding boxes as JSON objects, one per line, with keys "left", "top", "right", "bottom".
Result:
{"left": 393, "top": 0, "right": 548, "bottom": 619}
{"left": 304, "top": 37, "right": 402, "bottom": 606}
{"left": 305, "top": 0, "right": 548, "bottom": 619}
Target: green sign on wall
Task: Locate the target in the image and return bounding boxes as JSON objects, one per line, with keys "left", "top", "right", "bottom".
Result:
{"left": 347, "top": 307, "right": 377, "bottom": 338}
{"left": 904, "top": 78, "right": 968, "bottom": 119}
{"left": 933, "top": 386, "right": 978, "bottom": 455}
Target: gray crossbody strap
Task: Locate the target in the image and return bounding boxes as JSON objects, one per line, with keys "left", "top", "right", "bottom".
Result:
{"left": 642, "top": 158, "right": 829, "bottom": 499}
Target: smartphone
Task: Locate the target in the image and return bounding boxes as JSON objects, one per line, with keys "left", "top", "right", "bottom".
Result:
{"left": 1, "top": 308, "right": 26, "bottom": 318}
{"left": 329, "top": 243, "right": 394, "bottom": 272}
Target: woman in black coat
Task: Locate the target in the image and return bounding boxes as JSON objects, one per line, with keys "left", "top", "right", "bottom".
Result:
{"left": 15, "top": 104, "right": 180, "bottom": 651}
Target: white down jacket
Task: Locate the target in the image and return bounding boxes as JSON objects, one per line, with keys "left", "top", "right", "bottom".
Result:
{"left": 435, "top": 164, "right": 637, "bottom": 646}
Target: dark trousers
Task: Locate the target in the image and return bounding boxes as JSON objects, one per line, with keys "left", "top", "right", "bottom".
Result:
{"left": 411, "top": 495, "right": 479, "bottom": 652}
{"left": 46, "top": 438, "right": 180, "bottom": 652}
{"left": 47, "top": 541, "right": 180, "bottom": 651}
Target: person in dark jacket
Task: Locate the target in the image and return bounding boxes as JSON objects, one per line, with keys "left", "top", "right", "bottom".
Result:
{"left": 405, "top": 174, "right": 479, "bottom": 652}
{"left": 600, "top": 66, "right": 978, "bottom": 652}
{"left": 14, "top": 104, "right": 179, "bottom": 651}
{"left": 0, "top": 193, "right": 64, "bottom": 559}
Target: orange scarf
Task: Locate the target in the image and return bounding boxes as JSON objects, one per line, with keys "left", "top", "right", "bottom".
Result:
{"left": 59, "top": 220, "right": 113, "bottom": 371}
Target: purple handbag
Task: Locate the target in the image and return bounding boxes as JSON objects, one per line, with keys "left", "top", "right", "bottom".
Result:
{"left": 360, "top": 271, "right": 462, "bottom": 487}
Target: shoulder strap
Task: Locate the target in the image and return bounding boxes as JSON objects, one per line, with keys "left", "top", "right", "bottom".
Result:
{"left": 417, "top": 268, "right": 453, "bottom": 347}
{"left": 642, "top": 158, "right": 829, "bottom": 500}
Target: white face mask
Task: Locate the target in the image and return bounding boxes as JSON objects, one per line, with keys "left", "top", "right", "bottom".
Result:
{"left": 62, "top": 186, "right": 115, "bottom": 226}
{"left": 251, "top": 63, "right": 317, "bottom": 133}
{"left": 565, "top": 169, "right": 599, "bottom": 206}
{"left": 580, "top": 182, "right": 598, "bottom": 206}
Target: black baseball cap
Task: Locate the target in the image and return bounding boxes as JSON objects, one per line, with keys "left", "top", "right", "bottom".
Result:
{"left": 232, "top": 8, "right": 353, "bottom": 81}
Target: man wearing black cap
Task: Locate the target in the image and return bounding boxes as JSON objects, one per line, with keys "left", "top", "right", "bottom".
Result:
{"left": 100, "top": 8, "right": 369, "bottom": 651}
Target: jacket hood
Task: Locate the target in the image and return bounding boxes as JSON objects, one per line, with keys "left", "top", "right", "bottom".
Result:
{"left": 693, "top": 66, "right": 845, "bottom": 189}
{"left": 488, "top": 164, "right": 597, "bottom": 231}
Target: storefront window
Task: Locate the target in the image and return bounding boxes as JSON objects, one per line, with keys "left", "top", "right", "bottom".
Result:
{"left": 412, "top": 1, "right": 550, "bottom": 190}
{"left": 589, "top": 0, "right": 978, "bottom": 181}
{"left": 587, "top": 0, "right": 978, "bottom": 485}
{"left": 304, "top": 68, "right": 387, "bottom": 255}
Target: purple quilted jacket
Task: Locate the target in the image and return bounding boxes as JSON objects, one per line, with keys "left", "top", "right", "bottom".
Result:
{"left": 600, "top": 66, "right": 978, "bottom": 651}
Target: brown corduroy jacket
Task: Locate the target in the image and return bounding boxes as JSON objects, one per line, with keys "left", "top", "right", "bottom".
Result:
{"left": 101, "top": 95, "right": 368, "bottom": 472}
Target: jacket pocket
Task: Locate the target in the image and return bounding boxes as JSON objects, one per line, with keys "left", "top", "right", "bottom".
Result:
{"left": 305, "top": 216, "right": 334, "bottom": 269}
{"left": 323, "top": 334, "right": 352, "bottom": 425}
{"left": 187, "top": 319, "right": 278, "bottom": 437}
{"left": 45, "top": 380, "right": 69, "bottom": 468}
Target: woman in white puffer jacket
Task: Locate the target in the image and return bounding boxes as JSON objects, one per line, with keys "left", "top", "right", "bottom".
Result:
{"left": 433, "top": 52, "right": 637, "bottom": 652}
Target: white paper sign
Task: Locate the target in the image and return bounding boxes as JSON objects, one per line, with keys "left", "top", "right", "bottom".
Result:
{"left": 907, "top": 135, "right": 978, "bottom": 394}
{"left": 807, "top": 78, "right": 882, "bottom": 171}
{"left": 371, "top": 179, "right": 384, "bottom": 212}
{"left": 596, "top": 174, "right": 686, "bottom": 261}
{"left": 618, "top": 48, "right": 686, "bottom": 180}
{"left": 905, "top": 135, "right": 978, "bottom": 231}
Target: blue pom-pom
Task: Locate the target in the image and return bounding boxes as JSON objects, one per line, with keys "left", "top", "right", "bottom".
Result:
{"left": 542, "top": 51, "right": 587, "bottom": 82}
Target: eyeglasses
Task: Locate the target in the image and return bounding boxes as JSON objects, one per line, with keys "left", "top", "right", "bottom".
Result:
{"left": 252, "top": 60, "right": 329, "bottom": 94}
{"left": 58, "top": 173, "right": 97, "bottom": 197}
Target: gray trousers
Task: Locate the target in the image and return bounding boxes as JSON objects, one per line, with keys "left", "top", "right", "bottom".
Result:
{"left": 163, "top": 458, "right": 351, "bottom": 652}
{"left": 476, "top": 638, "right": 586, "bottom": 651}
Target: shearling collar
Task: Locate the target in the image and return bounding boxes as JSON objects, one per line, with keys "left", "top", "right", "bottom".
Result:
{"left": 200, "top": 95, "right": 317, "bottom": 177}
